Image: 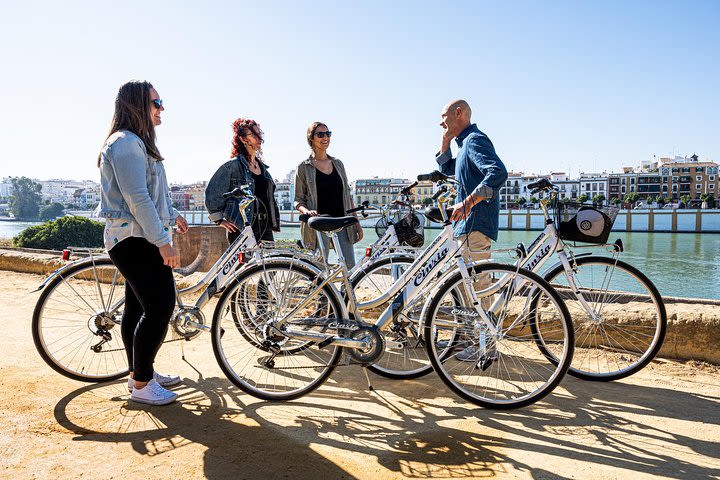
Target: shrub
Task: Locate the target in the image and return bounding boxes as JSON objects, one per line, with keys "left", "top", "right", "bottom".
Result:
{"left": 13, "top": 215, "right": 104, "bottom": 250}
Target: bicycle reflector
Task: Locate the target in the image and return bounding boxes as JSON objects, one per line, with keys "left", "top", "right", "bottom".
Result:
{"left": 237, "top": 252, "right": 245, "bottom": 264}
{"left": 62, "top": 249, "right": 71, "bottom": 261}
{"left": 365, "top": 247, "right": 372, "bottom": 257}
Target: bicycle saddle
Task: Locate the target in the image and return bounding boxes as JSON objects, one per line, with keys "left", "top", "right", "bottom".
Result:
{"left": 424, "top": 206, "right": 453, "bottom": 223}
{"left": 305, "top": 215, "right": 360, "bottom": 232}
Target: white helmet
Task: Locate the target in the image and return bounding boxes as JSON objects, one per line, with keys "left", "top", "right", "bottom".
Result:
{"left": 575, "top": 208, "right": 605, "bottom": 238}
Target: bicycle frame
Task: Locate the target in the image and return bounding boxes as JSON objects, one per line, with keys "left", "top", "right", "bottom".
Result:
{"left": 275, "top": 187, "right": 510, "bottom": 346}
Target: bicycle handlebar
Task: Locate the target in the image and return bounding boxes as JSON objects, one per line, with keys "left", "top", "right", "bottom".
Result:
{"left": 417, "top": 170, "right": 449, "bottom": 183}
{"left": 222, "top": 185, "right": 253, "bottom": 199}
{"left": 346, "top": 200, "right": 369, "bottom": 215}
{"left": 432, "top": 185, "right": 448, "bottom": 200}
{"left": 526, "top": 178, "right": 556, "bottom": 194}
{"left": 400, "top": 181, "right": 418, "bottom": 195}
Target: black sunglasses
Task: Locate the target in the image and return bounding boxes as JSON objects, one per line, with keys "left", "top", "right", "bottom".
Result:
{"left": 151, "top": 99, "right": 163, "bottom": 108}
{"left": 314, "top": 131, "right": 332, "bottom": 138}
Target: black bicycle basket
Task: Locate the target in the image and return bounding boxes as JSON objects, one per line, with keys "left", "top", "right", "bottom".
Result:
{"left": 376, "top": 206, "right": 424, "bottom": 247}
{"left": 554, "top": 202, "right": 618, "bottom": 244}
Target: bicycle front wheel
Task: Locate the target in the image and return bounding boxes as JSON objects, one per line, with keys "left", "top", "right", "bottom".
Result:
{"left": 424, "top": 263, "right": 573, "bottom": 409}
{"left": 32, "top": 257, "right": 129, "bottom": 382}
{"left": 541, "top": 256, "right": 666, "bottom": 381}
{"left": 212, "top": 260, "right": 344, "bottom": 401}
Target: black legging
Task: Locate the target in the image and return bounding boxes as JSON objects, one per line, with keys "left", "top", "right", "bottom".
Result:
{"left": 108, "top": 236, "right": 176, "bottom": 382}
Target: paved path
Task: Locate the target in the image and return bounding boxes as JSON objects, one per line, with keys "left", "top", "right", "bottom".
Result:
{"left": 1, "top": 270, "right": 719, "bottom": 479}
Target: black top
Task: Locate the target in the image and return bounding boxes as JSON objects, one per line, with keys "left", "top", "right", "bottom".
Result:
{"left": 251, "top": 171, "right": 274, "bottom": 240}
{"left": 315, "top": 167, "right": 345, "bottom": 217}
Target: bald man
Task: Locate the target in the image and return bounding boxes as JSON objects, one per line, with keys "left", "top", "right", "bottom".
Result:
{"left": 435, "top": 99, "right": 508, "bottom": 362}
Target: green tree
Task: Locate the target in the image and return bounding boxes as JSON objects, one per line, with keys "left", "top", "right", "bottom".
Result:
{"left": 39, "top": 202, "right": 65, "bottom": 221}
{"left": 528, "top": 196, "right": 538, "bottom": 207}
{"left": 13, "top": 216, "right": 104, "bottom": 250}
{"left": 624, "top": 192, "right": 639, "bottom": 206}
{"left": 422, "top": 197, "right": 433, "bottom": 206}
{"left": 699, "top": 192, "right": 715, "bottom": 208}
{"left": 609, "top": 196, "right": 621, "bottom": 206}
{"left": 655, "top": 196, "right": 666, "bottom": 206}
{"left": 514, "top": 197, "right": 526, "bottom": 208}
{"left": 680, "top": 194, "right": 691, "bottom": 207}
{"left": 9, "top": 176, "right": 42, "bottom": 220}
{"left": 592, "top": 194, "right": 605, "bottom": 205}
{"left": 578, "top": 194, "right": 589, "bottom": 203}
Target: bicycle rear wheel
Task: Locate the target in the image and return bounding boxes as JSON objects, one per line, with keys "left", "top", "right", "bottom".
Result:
{"left": 424, "top": 263, "right": 573, "bottom": 409}
{"left": 540, "top": 256, "right": 666, "bottom": 381}
{"left": 212, "top": 260, "right": 344, "bottom": 401}
{"left": 32, "top": 257, "right": 129, "bottom": 382}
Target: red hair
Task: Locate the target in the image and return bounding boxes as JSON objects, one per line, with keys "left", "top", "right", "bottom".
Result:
{"left": 230, "top": 118, "right": 264, "bottom": 161}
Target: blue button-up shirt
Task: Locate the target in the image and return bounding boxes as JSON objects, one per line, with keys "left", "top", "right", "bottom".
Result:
{"left": 436, "top": 124, "right": 508, "bottom": 240}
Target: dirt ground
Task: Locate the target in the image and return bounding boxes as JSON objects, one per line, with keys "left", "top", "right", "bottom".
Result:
{"left": 1, "top": 270, "right": 719, "bottom": 480}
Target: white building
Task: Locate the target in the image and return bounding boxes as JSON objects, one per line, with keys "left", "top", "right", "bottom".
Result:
{"left": 578, "top": 172, "right": 609, "bottom": 201}
{"left": 274, "top": 180, "right": 293, "bottom": 210}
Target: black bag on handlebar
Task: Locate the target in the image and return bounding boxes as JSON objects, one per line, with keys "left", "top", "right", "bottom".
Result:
{"left": 393, "top": 209, "right": 425, "bottom": 247}
{"left": 555, "top": 203, "right": 618, "bottom": 244}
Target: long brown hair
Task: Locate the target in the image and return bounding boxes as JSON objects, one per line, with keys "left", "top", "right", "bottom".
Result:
{"left": 231, "top": 117, "right": 264, "bottom": 162}
{"left": 98, "top": 80, "right": 163, "bottom": 166}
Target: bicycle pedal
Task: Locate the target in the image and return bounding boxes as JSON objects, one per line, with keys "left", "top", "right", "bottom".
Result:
{"left": 385, "top": 340, "right": 405, "bottom": 350}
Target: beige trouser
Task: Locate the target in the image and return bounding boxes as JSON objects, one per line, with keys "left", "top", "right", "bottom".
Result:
{"left": 457, "top": 231, "right": 492, "bottom": 307}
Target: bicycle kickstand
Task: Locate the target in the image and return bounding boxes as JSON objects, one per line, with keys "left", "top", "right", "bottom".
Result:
{"left": 362, "top": 367, "right": 374, "bottom": 392}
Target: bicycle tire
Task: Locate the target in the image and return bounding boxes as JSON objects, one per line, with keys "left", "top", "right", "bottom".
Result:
{"left": 538, "top": 256, "right": 666, "bottom": 381}
{"left": 424, "top": 263, "right": 574, "bottom": 409}
{"left": 211, "top": 259, "right": 344, "bottom": 401}
{"left": 32, "top": 257, "right": 129, "bottom": 382}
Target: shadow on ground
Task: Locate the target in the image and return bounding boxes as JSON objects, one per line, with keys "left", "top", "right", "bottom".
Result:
{"left": 53, "top": 363, "right": 720, "bottom": 480}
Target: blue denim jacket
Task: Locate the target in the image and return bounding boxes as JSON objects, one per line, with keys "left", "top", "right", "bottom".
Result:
{"left": 436, "top": 124, "right": 508, "bottom": 240}
{"left": 205, "top": 155, "right": 280, "bottom": 230}
{"left": 96, "top": 130, "right": 178, "bottom": 247}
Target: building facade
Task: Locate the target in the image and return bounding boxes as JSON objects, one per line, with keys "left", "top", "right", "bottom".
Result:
{"left": 354, "top": 177, "right": 409, "bottom": 206}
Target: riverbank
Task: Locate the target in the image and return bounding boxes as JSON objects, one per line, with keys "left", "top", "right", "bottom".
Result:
{"left": 2, "top": 269, "right": 719, "bottom": 479}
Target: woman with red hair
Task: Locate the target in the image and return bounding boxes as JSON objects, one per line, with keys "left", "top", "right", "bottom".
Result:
{"left": 205, "top": 118, "right": 280, "bottom": 244}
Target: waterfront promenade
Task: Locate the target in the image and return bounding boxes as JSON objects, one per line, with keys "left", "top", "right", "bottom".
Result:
{"left": 1, "top": 270, "right": 719, "bottom": 479}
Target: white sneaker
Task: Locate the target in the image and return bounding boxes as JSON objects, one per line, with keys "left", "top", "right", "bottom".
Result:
{"left": 130, "top": 379, "right": 178, "bottom": 406}
{"left": 128, "top": 372, "right": 182, "bottom": 392}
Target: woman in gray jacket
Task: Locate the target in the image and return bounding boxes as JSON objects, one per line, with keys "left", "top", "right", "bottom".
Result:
{"left": 97, "top": 80, "right": 188, "bottom": 406}
{"left": 294, "top": 122, "right": 363, "bottom": 267}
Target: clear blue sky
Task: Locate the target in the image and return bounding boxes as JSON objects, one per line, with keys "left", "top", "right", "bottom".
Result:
{"left": 1, "top": 0, "right": 718, "bottom": 184}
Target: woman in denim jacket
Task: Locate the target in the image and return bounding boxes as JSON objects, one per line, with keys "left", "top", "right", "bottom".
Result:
{"left": 294, "top": 121, "right": 363, "bottom": 268}
{"left": 205, "top": 118, "right": 280, "bottom": 244}
{"left": 97, "top": 80, "right": 188, "bottom": 406}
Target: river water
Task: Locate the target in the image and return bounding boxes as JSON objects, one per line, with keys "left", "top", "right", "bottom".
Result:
{"left": 2, "top": 221, "right": 718, "bottom": 300}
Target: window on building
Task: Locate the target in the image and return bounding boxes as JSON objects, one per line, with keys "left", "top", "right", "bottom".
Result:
{"left": 709, "top": 184, "right": 715, "bottom": 190}
{"left": 696, "top": 184, "right": 702, "bottom": 190}
{"left": 696, "top": 176, "right": 702, "bottom": 181}
{"left": 672, "top": 176, "right": 678, "bottom": 182}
